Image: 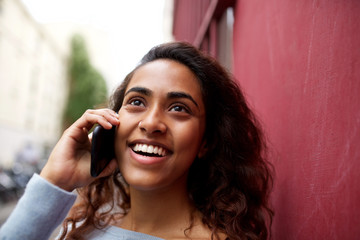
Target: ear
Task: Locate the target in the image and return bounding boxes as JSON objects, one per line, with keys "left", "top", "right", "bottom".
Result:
{"left": 197, "top": 140, "right": 208, "bottom": 159}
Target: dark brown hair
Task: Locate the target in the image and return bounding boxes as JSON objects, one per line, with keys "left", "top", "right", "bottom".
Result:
{"left": 60, "top": 42, "right": 273, "bottom": 240}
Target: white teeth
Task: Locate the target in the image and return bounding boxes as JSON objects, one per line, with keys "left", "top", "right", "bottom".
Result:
{"left": 134, "top": 144, "right": 139, "bottom": 151}
{"left": 154, "top": 146, "right": 159, "bottom": 154}
{"left": 133, "top": 143, "right": 166, "bottom": 156}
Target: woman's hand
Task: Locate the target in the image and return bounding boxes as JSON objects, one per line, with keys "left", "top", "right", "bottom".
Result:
{"left": 40, "top": 109, "right": 120, "bottom": 192}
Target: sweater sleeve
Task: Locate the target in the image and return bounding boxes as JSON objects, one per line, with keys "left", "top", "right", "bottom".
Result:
{"left": 0, "top": 173, "right": 77, "bottom": 240}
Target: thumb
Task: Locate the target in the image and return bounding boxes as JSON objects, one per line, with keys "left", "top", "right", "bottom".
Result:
{"left": 97, "top": 159, "right": 118, "bottom": 178}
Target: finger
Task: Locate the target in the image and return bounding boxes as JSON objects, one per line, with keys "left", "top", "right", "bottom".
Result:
{"left": 85, "top": 109, "right": 119, "bottom": 129}
{"left": 92, "top": 109, "right": 119, "bottom": 127}
{"left": 74, "top": 109, "right": 119, "bottom": 131}
{"left": 88, "top": 132, "right": 93, "bottom": 141}
{"left": 89, "top": 108, "right": 119, "bottom": 123}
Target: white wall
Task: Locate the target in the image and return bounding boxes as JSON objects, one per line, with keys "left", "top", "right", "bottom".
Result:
{"left": 0, "top": 0, "right": 68, "bottom": 167}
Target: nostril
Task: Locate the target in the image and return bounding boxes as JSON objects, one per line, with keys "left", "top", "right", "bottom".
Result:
{"left": 137, "top": 111, "right": 167, "bottom": 134}
{"left": 138, "top": 120, "right": 167, "bottom": 134}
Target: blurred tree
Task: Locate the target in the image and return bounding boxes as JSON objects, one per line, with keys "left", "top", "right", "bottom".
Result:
{"left": 63, "top": 34, "right": 108, "bottom": 129}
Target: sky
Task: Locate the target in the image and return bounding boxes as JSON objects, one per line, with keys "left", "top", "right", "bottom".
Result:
{"left": 20, "top": 0, "right": 168, "bottom": 91}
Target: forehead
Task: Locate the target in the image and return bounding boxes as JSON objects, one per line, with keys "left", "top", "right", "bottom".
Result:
{"left": 126, "top": 59, "right": 203, "bottom": 102}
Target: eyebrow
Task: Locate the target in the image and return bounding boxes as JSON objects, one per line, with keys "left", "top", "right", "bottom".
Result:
{"left": 125, "top": 86, "right": 199, "bottom": 108}
{"left": 167, "top": 91, "right": 199, "bottom": 108}
{"left": 125, "top": 87, "right": 152, "bottom": 96}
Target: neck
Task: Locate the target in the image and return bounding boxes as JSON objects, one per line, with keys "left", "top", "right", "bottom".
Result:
{"left": 119, "top": 175, "right": 197, "bottom": 237}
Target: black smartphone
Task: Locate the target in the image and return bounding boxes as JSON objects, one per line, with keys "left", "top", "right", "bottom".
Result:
{"left": 90, "top": 125, "right": 116, "bottom": 177}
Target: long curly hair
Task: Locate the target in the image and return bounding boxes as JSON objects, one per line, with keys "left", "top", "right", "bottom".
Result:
{"left": 60, "top": 42, "right": 274, "bottom": 240}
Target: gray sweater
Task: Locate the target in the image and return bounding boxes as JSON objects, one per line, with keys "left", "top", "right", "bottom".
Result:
{"left": 0, "top": 174, "right": 163, "bottom": 240}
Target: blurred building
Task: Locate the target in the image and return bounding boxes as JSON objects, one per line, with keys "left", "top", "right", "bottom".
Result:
{"left": 163, "top": 0, "right": 175, "bottom": 43}
{"left": 0, "top": 0, "right": 68, "bottom": 168}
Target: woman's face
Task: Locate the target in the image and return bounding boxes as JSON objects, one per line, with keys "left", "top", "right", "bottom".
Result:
{"left": 115, "top": 59, "right": 206, "bottom": 191}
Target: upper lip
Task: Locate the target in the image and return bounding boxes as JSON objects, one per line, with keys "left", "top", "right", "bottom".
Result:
{"left": 128, "top": 139, "right": 173, "bottom": 154}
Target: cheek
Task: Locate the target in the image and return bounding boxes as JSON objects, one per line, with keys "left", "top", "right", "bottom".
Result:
{"left": 114, "top": 127, "right": 126, "bottom": 160}
{"left": 175, "top": 122, "right": 204, "bottom": 153}
{"left": 117, "top": 108, "right": 137, "bottom": 136}
{"left": 115, "top": 126, "right": 126, "bottom": 145}
{"left": 114, "top": 114, "right": 134, "bottom": 156}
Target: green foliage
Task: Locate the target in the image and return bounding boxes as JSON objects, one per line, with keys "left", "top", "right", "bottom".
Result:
{"left": 63, "top": 34, "right": 108, "bottom": 129}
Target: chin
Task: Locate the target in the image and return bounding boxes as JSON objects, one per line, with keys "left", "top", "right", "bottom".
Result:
{"left": 122, "top": 169, "right": 188, "bottom": 193}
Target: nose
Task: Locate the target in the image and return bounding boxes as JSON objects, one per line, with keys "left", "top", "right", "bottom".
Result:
{"left": 138, "top": 106, "right": 167, "bottom": 135}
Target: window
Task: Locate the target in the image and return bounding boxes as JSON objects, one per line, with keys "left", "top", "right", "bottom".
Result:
{"left": 217, "top": 7, "right": 234, "bottom": 72}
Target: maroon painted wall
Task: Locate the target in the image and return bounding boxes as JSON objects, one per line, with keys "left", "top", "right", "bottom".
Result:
{"left": 232, "top": 1, "right": 360, "bottom": 239}
{"left": 173, "top": 0, "right": 211, "bottom": 43}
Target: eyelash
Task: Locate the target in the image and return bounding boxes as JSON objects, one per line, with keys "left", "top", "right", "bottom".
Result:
{"left": 126, "top": 97, "right": 191, "bottom": 114}
{"left": 129, "top": 98, "right": 145, "bottom": 107}
{"left": 169, "top": 104, "right": 190, "bottom": 113}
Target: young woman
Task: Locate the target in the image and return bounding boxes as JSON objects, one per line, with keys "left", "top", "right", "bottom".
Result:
{"left": 0, "top": 42, "right": 273, "bottom": 240}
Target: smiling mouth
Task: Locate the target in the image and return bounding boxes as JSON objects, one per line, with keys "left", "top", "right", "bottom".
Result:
{"left": 131, "top": 143, "right": 169, "bottom": 157}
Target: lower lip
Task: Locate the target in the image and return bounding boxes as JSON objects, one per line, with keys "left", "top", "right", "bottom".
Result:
{"left": 129, "top": 148, "right": 168, "bottom": 165}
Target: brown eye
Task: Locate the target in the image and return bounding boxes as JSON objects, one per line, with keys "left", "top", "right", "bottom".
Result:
{"left": 172, "top": 106, "right": 183, "bottom": 112}
{"left": 170, "top": 105, "right": 189, "bottom": 113}
{"left": 129, "top": 99, "right": 145, "bottom": 107}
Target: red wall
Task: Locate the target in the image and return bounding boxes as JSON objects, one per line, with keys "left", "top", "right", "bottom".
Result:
{"left": 232, "top": 1, "right": 360, "bottom": 239}
{"left": 173, "top": 0, "right": 211, "bottom": 43}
